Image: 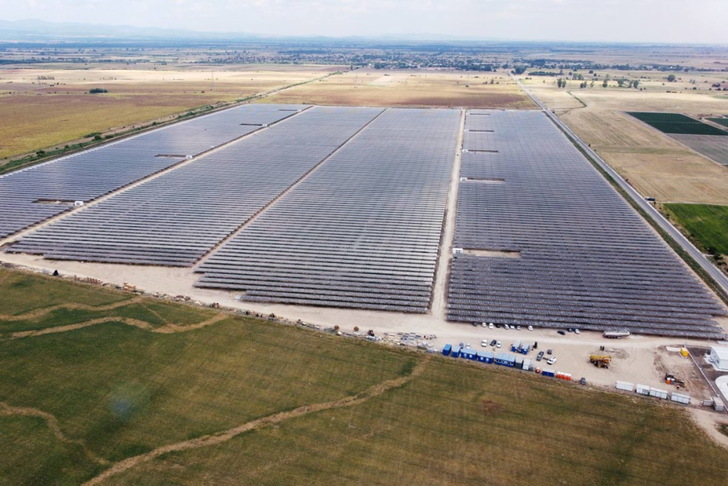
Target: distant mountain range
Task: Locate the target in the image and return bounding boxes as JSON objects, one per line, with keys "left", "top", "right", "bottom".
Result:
{"left": 0, "top": 19, "right": 257, "bottom": 42}
{"left": 0, "top": 19, "right": 473, "bottom": 44}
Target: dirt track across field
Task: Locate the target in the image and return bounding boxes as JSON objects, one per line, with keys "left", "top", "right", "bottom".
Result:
{"left": 0, "top": 402, "right": 110, "bottom": 465}
{"left": 8, "top": 312, "right": 228, "bottom": 339}
{"left": 83, "top": 358, "right": 428, "bottom": 485}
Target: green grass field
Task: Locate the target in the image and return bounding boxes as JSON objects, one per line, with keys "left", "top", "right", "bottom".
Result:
{"left": 628, "top": 112, "right": 727, "bottom": 136}
{"left": 1, "top": 267, "right": 727, "bottom": 485}
{"left": 664, "top": 204, "right": 728, "bottom": 256}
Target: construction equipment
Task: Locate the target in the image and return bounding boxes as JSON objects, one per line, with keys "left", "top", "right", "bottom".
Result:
{"left": 664, "top": 373, "right": 686, "bottom": 387}
{"left": 589, "top": 355, "right": 612, "bottom": 368}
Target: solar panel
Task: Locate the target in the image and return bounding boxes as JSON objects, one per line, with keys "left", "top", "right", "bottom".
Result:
{"left": 8, "top": 107, "right": 379, "bottom": 265}
{"left": 0, "top": 104, "right": 307, "bottom": 239}
{"left": 7, "top": 104, "right": 726, "bottom": 338}
{"left": 447, "top": 110, "right": 727, "bottom": 338}
{"left": 195, "top": 108, "right": 462, "bottom": 312}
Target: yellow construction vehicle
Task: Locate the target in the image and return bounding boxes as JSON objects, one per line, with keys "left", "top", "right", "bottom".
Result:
{"left": 589, "top": 355, "right": 612, "bottom": 368}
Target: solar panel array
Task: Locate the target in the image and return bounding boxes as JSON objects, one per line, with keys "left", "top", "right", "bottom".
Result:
{"left": 8, "top": 107, "right": 381, "bottom": 266}
{"left": 195, "top": 108, "right": 461, "bottom": 313}
{"left": 448, "top": 110, "right": 727, "bottom": 338}
{"left": 0, "top": 104, "right": 305, "bottom": 239}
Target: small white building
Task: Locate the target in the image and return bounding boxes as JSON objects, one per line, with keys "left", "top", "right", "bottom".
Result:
{"left": 708, "top": 346, "right": 728, "bottom": 371}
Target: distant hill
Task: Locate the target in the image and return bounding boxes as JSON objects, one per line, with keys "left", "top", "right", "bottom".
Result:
{"left": 0, "top": 19, "right": 479, "bottom": 45}
{"left": 0, "top": 19, "right": 262, "bottom": 43}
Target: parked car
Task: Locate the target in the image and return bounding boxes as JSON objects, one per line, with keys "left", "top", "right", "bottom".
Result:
{"left": 557, "top": 330, "right": 566, "bottom": 335}
{"left": 488, "top": 323, "right": 494, "bottom": 329}
{"left": 490, "top": 339, "right": 497, "bottom": 346}
{"left": 496, "top": 341, "right": 502, "bottom": 348}
{"left": 547, "top": 349, "right": 553, "bottom": 355}
{"left": 574, "top": 328, "right": 580, "bottom": 334}
{"left": 547, "top": 357, "right": 557, "bottom": 365}
{"left": 481, "top": 339, "right": 489, "bottom": 347}
{"left": 536, "top": 351, "right": 544, "bottom": 361}
{"left": 528, "top": 325, "right": 533, "bottom": 331}
{"left": 516, "top": 326, "right": 522, "bottom": 330}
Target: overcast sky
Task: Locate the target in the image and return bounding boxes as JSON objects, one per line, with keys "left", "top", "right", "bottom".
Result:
{"left": 1, "top": 0, "right": 726, "bottom": 43}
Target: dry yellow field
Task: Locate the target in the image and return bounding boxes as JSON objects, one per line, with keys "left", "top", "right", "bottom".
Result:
{"left": 0, "top": 65, "right": 339, "bottom": 159}
{"left": 266, "top": 68, "right": 536, "bottom": 109}
{"left": 522, "top": 74, "right": 728, "bottom": 204}
{"left": 517, "top": 45, "right": 727, "bottom": 71}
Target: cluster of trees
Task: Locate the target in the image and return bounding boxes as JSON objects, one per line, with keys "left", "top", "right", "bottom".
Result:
{"left": 616, "top": 78, "right": 640, "bottom": 88}
{"left": 557, "top": 76, "right": 641, "bottom": 90}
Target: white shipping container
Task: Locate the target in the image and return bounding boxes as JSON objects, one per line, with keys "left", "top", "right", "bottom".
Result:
{"left": 670, "top": 393, "right": 691, "bottom": 405}
{"left": 713, "top": 398, "right": 725, "bottom": 412}
{"left": 635, "top": 384, "right": 651, "bottom": 396}
{"left": 615, "top": 381, "right": 634, "bottom": 392}
{"left": 649, "top": 388, "right": 668, "bottom": 399}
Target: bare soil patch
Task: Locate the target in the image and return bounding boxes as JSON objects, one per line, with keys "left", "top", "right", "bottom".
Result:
{"left": 463, "top": 249, "right": 521, "bottom": 258}
{"left": 266, "top": 69, "right": 535, "bottom": 109}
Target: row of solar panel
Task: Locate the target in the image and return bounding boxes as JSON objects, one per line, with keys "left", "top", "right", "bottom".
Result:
{"left": 8, "top": 106, "right": 381, "bottom": 265}
{"left": 195, "top": 108, "right": 462, "bottom": 311}
{"left": 10, "top": 107, "right": 462, "bottom": 314}
{"left": 0, "top": 104, "right": 308, "bottom": 239}
{"left": 8, "top": 105, "right": 726, "bottom": 336}
{"left": 447, "top": 110, "right": 726, "bottom": 338}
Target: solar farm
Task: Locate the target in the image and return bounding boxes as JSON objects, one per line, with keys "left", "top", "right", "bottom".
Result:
{"left": 3, "top": 104, "right": 727, "bottom": 338}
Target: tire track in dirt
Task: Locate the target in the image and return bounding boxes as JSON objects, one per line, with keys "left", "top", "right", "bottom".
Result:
{"left": 10, "top": 317, "right": 155, "bottom": 338}
{"left": 0, "top": 297, "right": 142, "bottom": 321}
{"left": 9, "top": 313, "right": 229, "bottom": 339}
{"left": 0, "top": 402, "right": 110, "bottom": 466}
{"left": 153, "top": 314, "right": 229, "bottom": 334}
{"left": 83, "top": 358, "right": 429, "bottom": 485}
